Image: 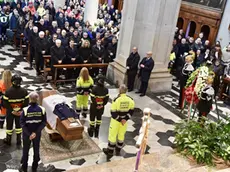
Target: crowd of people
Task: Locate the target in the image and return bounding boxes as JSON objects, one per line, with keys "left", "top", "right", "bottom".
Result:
{"left": 169, "top": 27, "right": 230, "bottom": 113}
{"left": 0, "top": 0, "right": 120, "bottom": 81}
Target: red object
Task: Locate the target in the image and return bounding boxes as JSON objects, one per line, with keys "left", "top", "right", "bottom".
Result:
{"left": 184, "top": 77, "right": 199, "bottom": 105}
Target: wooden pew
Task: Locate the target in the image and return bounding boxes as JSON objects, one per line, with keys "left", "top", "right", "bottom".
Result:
{"left": 43, "top": 55, "right": 51, "bottom": 82}
{"left": 12, "top": 29, "right": 18, "bottom": 48}
{"left": 53, "top": 63, "right": 109, "bottom": 85}
{"left": 19, "top": 34, "right": 28, "bottom": 57}
{"left": 219, "top": 77, "right": 230, "bottom": 100}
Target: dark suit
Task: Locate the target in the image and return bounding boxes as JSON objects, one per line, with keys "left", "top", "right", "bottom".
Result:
{"left": 50, "top": 45, "right": 66, "bottom": 79}
{"left": 35, "top": 37, "right": 48, "bottom": 74}
{"left": 138, "top": 57, "right": 154, "bottom": 95}
{"left": 126, "top": 52, "right": 140, "bottom": 91}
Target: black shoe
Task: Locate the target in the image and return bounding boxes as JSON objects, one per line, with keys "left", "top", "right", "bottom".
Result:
{"left": 32, "top": 162, "right": 38, "bottom": 172}
{"left": 102, "top": 148, "right": 113, "bottom": 160}
{"left": 135, "top": 91, "right": 141, "bottom": 94}
{"left": 115, "top": 148, "right": 121, "bottom": 156}
{"left": 87, "top": 127, "right": 94, "bottom": 137}
{"left": 82, "top": 113, "right": 87, "bottom": 118}
{"left": 140, "top": 94, "right": 145, "bottom": 97}
{"left": 19, "top": 165, "right": 27, "bottom": 172}
{"left": 3, "top": 135, "right": 11, "bottom": 146}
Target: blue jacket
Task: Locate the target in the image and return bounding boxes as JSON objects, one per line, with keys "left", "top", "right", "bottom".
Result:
{"left": 9, "top": 14, "right": 18, "bottom": 30}
{"left": 53, "top": 103, "right": 79, "bottom": 120}
{"left": 139, "top": 57, "right": 154, "bottom": 82}
{"left": 20, "top": 103, "right": 46, "bottom": 138}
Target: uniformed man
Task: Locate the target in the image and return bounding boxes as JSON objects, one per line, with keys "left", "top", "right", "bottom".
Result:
{"left": 0, "top": 10, "right": 9, "bottom": 44}
{"left": 197, "top": 76, "right": 215, "bottom": 123}
{"left": 89, "top": 75, "right": 109, "bottom": 138}
{"left": 19, "top": 92, "right": 46, "bottom": 172}
{"left": 2, "top": 74, "right": 29, "bottom": 145}
{"left": 103, "top": 84, "right": 135, "bottom": 160}
{"left": 178, "top": 55, "right": 194, "bottom": 109}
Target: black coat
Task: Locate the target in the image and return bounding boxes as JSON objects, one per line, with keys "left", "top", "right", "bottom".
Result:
{"left": 35, "top": 37, "right": 48, "bottom": 57}
{"left": 92, "top": 45, "right": 105, "bottom": 63}
{"left": 126, "top": 52, "right": 140, "bottom": 74}
{"left": 64, "top": 46, "right": 82, "bottom": 64}
{"left": 197, "top": 86, "right": 213, "bottom": 113}
{"left": 139, "top": 57, "right": 154, "bottom": 82}
{"left": 105, "top": 43, "right": 117, "bottom": 63}
{"left": 50, "top": 45, "right": 66, "bottom": 65}
{"left": 79, "top": 47, "right": 92, "bottom": 62}
{"left": 30, "top": 32, "right": 38, "bottom": 48}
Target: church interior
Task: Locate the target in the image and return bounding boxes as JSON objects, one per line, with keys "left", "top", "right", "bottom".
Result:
{"left": 0, "top": 0, "right": 229, "bottom": 171}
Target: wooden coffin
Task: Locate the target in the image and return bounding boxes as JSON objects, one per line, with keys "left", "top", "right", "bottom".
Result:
{"left": 39, "top": 90, "right": 84, "bottom": 141}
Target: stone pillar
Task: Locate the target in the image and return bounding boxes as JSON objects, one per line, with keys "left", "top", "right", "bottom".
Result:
{"left": 53, "top": 0, "right": 65, "bottom": 10}
{"left": 107, "top": 0, "right": 182, "bottom": 93}
{"left": 84, "top": 0, "right": 99, "bottom": 25}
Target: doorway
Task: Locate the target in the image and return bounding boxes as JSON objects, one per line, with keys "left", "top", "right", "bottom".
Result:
{"left": 201, "top": 25, "right": 210, "bottom": 40}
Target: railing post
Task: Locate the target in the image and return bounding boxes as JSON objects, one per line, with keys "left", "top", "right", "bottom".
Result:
{"left": 134, "top": 108, "right": 151, "bottom": 172}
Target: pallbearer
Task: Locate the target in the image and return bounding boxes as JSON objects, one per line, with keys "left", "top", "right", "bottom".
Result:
{"left": 89, "top": 74, "right": 109, "bottom": 138}
{"left": 76, "top": 67, "right": 94, "bottom": 118}
{"left": 103, "top": 84, "right": 135, "bottom": 160}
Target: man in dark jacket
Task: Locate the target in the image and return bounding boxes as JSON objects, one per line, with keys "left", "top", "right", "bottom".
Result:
{"left": 136, "top": 51, "right": 154, "bottom": 96}
{"left": 50, "top": 39, "right": 66, "bottom": 79}
{"left": 92, "top": 39, "right": 105, "bottom": 77}
{"left": 29, "top": 26, "right": 39, "bottom": 68}
{"left": 105, "top": 37, "right": 117, "bottom": 63}
{"left": 35, "top": 31, "right": 48, "bottom": 76}
{"left": 126, "top": 47, "right": 140, "bottom": 92}
{"left": 89, "top": 75, "right": 109, "bottom": 138}
{"left": 2, "top": 75, "right": 29, "bottom": 146}
{"left": 64, "top": 39, "right": 82, "bottom": 80}
{"left": 19, "top": 92, "right": 46, "bottom": 172}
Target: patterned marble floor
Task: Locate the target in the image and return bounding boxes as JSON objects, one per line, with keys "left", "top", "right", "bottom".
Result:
{"left": 0, "top": 45, "right": 222, "bottom": 171}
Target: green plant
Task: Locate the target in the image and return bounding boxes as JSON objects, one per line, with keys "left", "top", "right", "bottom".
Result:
{"left": 174, "top": 118, "right": 230, "bottom": 166}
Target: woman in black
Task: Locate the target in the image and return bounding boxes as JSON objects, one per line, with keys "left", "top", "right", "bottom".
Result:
{"left": 79, "top": 40, "right": 93, "bottom": 76}
{"left": 79, "top": 40, "right": 92, "bottom": 64}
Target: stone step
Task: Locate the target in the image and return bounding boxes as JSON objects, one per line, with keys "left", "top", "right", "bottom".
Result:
{"left": 66, "top": 150, "right": 229, "bottom": 172}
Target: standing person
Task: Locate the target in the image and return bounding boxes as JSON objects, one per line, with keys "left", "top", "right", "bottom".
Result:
{"left": 79, "top": 40, "right": 92, "bottom": 63}
{"left": 50, "top": 39, "right": 66, "bottom": 80}
{"left": 103, "top": 85, "right": 135, "bottom": 160}
{"left": 197, "top": 76, "right": 215, "bottom": 123}
{"left": 89, "top": 75, "right": 109, "bottom": 138}
{"left": 105, "top": 37, "right": 117, "bottom": 63}
{"left": 92, "top": 39, "right": 105, "bottom": 77}
{"left": 126, "top": 47, "right": 140, "bottom": 92}
{"left": 76, "top": 67, "right": 94, "bottom": 118}
{"left": 64, "top": 39, "right": 82, "bottom": 80}
{"left": 29, "top": 26, "right": 39, "bottom": 69}
{"left": 136, "top": 51, "right": 154, "bottom": 96}
{"left": 19, "top": 92, "right": 46, "bottom": 172}
{"left": 0, "top": 70, "right": 12, "bottom": 128}
{"left": 178, "top": 55, "right": 194, "bottom": 109}
{"left": 35, "top": 31, "right": 48, "bottom": 76}
{"left": 2, "top": 74, "right": 29, "bottom": 145}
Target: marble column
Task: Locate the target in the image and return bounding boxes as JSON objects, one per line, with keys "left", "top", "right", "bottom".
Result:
{"left": 84, "top": 0, "right": 99, "bottom": 25}
{"left": 107, "top": 0, "right": 182, "bottom": 92}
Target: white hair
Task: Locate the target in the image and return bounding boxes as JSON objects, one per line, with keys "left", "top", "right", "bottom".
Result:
{"left": 39, "top": 31, "right": 45, "bottom": 36}
{"left": 56, "top": 39, "right": 61, "bottom": 44}
{"left": 29, "top": 92, "right": 39, "bottom": 103}
{"left": 33, "top": 26, "right": 38, "bottom": 31}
